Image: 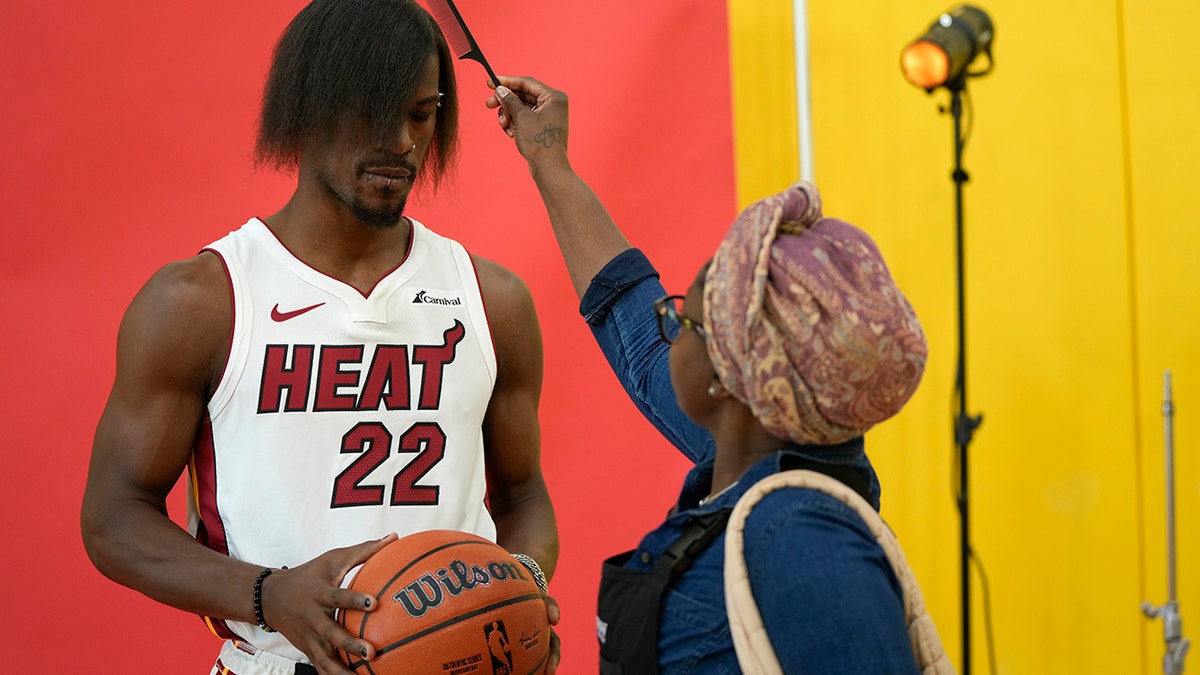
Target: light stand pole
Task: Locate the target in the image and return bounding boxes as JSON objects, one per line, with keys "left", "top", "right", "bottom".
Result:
{"left": 900, "top": 9, "right": 995, "bottom": 672}
{"left": 1142, "top": 370, "right": 1190, "bottom": 674}
{"left": 945, "top": 74, "right": 984, "bottom": 675}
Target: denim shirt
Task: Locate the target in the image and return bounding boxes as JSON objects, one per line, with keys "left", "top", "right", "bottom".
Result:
{"left": 580, "top": 249, "right": 917, "bottom": 674}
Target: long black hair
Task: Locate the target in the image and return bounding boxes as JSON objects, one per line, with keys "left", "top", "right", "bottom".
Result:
{"left": 255, "top": 0, "right": 459, "bottom": 191}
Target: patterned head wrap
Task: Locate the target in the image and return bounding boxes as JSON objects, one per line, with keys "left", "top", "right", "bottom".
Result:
{"left": 703, "top": 181, "right": 927, "bottom": 445}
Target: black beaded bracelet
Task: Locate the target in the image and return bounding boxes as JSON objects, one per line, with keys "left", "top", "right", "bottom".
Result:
{"left": 253, "top": 566, "right": 287, "bottom": 633}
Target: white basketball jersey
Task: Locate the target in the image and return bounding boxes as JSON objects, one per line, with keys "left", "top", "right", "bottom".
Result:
{"left": 190, "top": 217, "right": 497, "bottom": 659}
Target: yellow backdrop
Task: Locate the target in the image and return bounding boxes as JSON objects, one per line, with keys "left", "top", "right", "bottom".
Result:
{"left": 728, "top": 0, "right": 1199, "bottom": 673}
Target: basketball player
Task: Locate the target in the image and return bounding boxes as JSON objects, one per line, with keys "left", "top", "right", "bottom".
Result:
{"left": 79, "top": 2, "right": 559, "bottom": 674}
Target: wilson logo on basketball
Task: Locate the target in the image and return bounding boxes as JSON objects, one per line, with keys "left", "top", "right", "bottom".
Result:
{"left": 393, "top": 559, "right": 529, "bottom": 618}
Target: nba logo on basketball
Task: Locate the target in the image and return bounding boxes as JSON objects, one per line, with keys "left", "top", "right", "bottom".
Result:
{"left": 485, "top": 621, "right": 513, "bottom": 674}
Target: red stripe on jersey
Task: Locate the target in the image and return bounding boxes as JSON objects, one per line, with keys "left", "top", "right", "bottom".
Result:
{"left": 192, "top": 413, "right": 239, "bottom": 640}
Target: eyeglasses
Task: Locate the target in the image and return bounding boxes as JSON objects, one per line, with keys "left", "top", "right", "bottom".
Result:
{"left": 653, "top": 295, "right": 706, "bottom": 344}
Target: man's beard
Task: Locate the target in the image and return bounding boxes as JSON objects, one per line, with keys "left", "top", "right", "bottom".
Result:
{"left": 315, "top": 168, "right": 409, "bottom": 229}
{"left": 348, "top": 196, "right": 407, "bottom": 229}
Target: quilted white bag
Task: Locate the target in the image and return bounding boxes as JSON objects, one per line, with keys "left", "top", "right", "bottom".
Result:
{"left": 724, "top": 470, "right": 956, "bottom": 674}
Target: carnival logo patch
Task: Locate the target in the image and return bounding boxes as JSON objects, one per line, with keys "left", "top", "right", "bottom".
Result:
{"left": 413, "top": 290, "right": 462, "bottom": 306}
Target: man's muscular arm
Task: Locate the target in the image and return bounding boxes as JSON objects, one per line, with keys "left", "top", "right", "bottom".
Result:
{"left": 474, "top": 255, "right": 559, "bottom": 575}
{"left": 82, "top": 252, "right": 244, "bottom": 614}
{"left": 80, "top": 252, "right": 391, "bottom": 675}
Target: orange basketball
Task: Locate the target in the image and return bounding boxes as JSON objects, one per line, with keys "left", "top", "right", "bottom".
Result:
{"left": 339, "top": 530, "right": 550, "bottom": 675}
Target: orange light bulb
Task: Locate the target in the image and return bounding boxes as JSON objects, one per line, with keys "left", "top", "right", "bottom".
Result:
{"left": 902, "top": 41, "right": 950, "bottom": 89}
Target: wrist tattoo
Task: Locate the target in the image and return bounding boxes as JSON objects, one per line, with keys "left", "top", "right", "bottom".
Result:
{"left": 534, "top": 125, "right": 564, "bottom": 149}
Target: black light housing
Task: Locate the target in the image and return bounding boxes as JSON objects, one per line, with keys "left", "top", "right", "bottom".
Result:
{"left": 901, "top": 5, "right": 994, "bottom": 91}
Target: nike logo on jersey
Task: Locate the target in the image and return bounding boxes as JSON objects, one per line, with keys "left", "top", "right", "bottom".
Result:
{"left": 271, "top": 302, "right": 326, "bottom": 322}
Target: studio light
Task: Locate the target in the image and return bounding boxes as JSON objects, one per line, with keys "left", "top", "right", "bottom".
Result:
{"left": 901, "top": 5, "right": 994, "bottom": 91}
{"left": 899, "top": 8, "right": 996, "bottom": 675}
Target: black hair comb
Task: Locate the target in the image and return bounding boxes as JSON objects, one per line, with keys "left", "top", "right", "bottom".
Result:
{"left": 425, "top": 0, "right": 499, "bottom": 88}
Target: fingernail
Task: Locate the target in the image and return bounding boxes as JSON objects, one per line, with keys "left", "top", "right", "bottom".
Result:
{"left": 364, "top": 597, "right": 372, "bottom": 609}
{"left": 496, "top": 85, "right": 511, "bottom": 99}
{"left": 361, "top": 647, "right": 368, "bottom": 658}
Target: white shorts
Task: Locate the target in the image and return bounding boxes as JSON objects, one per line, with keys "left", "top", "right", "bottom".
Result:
{"left": 210, "top": 640, "right": 311, "bottom": 675}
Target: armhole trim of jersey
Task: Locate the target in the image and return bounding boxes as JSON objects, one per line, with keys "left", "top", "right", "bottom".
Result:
{"left": 200, "top": 246, "right": 238, "bottom": 417}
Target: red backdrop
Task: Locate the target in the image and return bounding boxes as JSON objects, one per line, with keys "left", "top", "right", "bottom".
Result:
{"left": 0, "top": 1, "right": 734, "bottom": 670}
